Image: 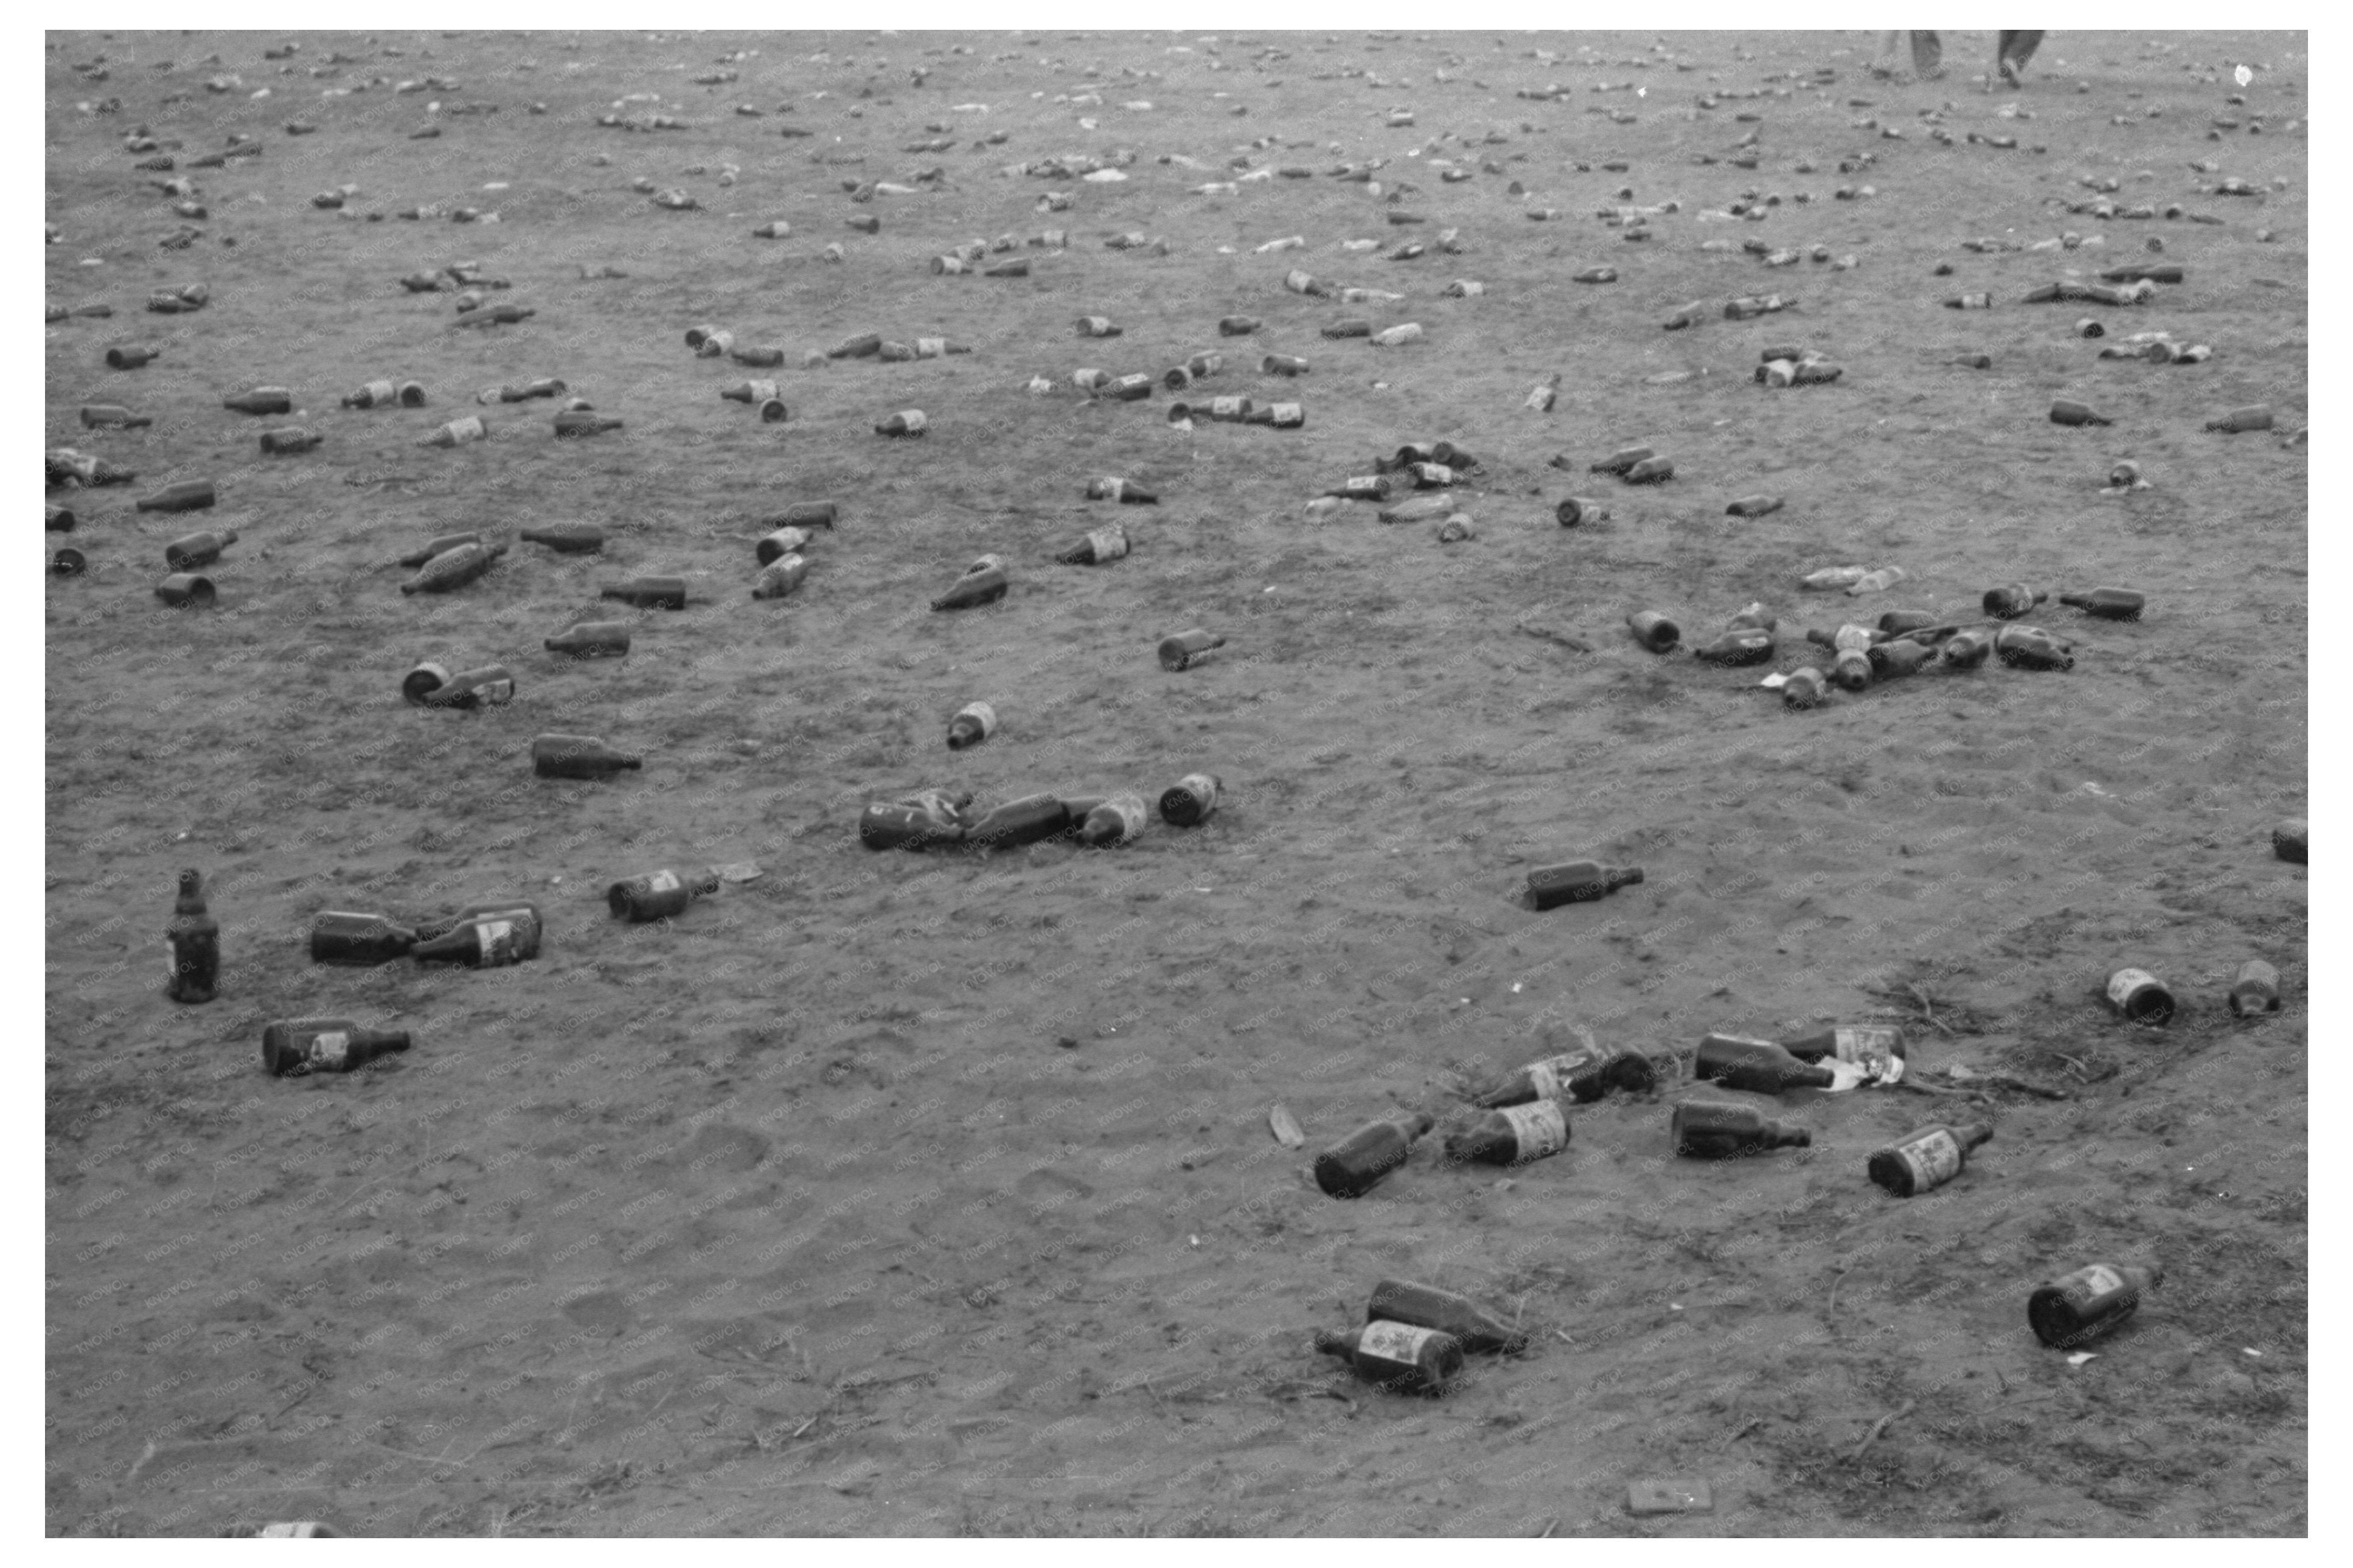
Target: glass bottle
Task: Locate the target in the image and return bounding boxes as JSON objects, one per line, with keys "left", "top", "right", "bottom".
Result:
{"left": 309, "top": 912, "right": 418, "bottom": 965}
{"left": 608, "top": 867, "right": 721, "bottom": 922}
{"left": 2028, "top": 1263, "right": 2162, "bottom": 1348}
{"left": 1526, "top": 861, "right": 1644, "bottom": 910}
{"left": 1867, "top": 1122, "right": 1992, "bottom": 1196}
{"left": 1443, "top": 1097, "right": 1571, "bottom": 1165}
{"left": 1159, "top": 773, "right": 1222, "bottom": 827}
{"left": 543, "top": 620, "right": 631, "bottom": 658}
{"left": 1366, "top": 1280, "right": 1529, "bottom": 1356}
{"left": 262, "top": 1018, "right": 411, "bottom": 1077}
{"left": 1671, "top": 1101, "right": 1810, "bottom": 1158}
{"left": 1313, "top": 1323, "right": 1462, "bottom": 1394}
{"left": 1313, "top": 1111, "right": 1434, "bottom": 1198}
{"left": 165, "top": 869, "right": 218, "bottom": 1004}
{"left": 532, "top": 734, "right": 642, "bottom": 780}
{"left": 599, "top": 576, "right": 687, "bottom": 610}
{"left": 1694, "top": 1033, "right": 1837, "bottom": 1094}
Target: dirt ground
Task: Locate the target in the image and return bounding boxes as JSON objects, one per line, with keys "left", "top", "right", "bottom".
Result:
{"left": 44, "top": 27, "right": 2306, "bottom": 1538}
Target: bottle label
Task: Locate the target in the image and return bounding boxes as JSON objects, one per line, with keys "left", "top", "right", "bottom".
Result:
{"left": 1090, "top": 530, "right": 1127, "bottom": 561}
{"left": 647, "top": 870, "right": 681, "bottom": 894}
{"left": 1526, "top": 1062, "right": 1561, "bottom": 1100}
{"left": 476, "top": 919, "right": 514, "bottom": 963}
{"left": 1833, "top": 1027, "right": 1904, "bottom": 1080}
{"left": 1210, "top": 397, "right": 1245, "bottom": 418}
{"left": 1355, "top": 1320, "right": 1437, "bottom": 1367}
{"left": 2107, "top": 970, "right": 2158, "bottom": 1008}
{"left": 308, "top": 1031, "right": 351, "bottom": 1071}
{"left": 916, "top": 338, "right": 945, "bottom": 357}
{"left": 1899, "top": 1129, "right": 1962, "bottom": 1190}
{"left": 164, "top": 940, "right": 179, "bottom": 984}
{"left": 2068, "top": 1264, "right": 2125, "bottom": 1302}
{"left": 901, "top": 411, "right": 927, "bottom": 432}
{"left": 1834, "top": 625, "right": 1875, "bottom": 650}
{"left": 1499, "top": 1100, "right": 1568, "bottom": 1160}
{"left": 1272, "top": 404, "right": 1302, "bottom": 423}
{"left": 751, "top": 380, "right": 778, "bottom": 402}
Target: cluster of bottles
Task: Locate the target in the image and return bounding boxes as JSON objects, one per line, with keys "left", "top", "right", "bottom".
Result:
{"left": 860, "top": 774, "right": 1222, "bottom": 853}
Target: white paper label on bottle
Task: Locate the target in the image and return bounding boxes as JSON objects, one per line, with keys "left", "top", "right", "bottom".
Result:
{"left": 751, "top": 380, "right": 777, "bottom": 402}
{"left": 1355, "top": 1320, "right": 1437, "bottom": 1367}
{"left": 308, "top": 1031, "right": 351, "bottom": 1071}
{"left": 2070, "top": 1264, "right": 2125, "bottom": 1301}
{"left": 1525, "top": 1061, "right": 1562, "bottom": 1100}
{"left": 475, "top": 919, "right": 513, "bottom": 962}
{"left": 1499, "top": 1100, "right": 1568, "bottom": 1160}
{"left": 1090, "top": 530, "right": 1127, "bottom": 561}
{"left": 1834, "top": 625, "right": 1875, "bottom": 650}
{"left": 1900, "top": 1128, "right": 1961, "bottom": 1190}
{"left": 2107, "top": 970, "right": 2158, "bottom": 1008}
{"left": 901, "top": 411, "right": 927, "bottom": 432}
{"left": 647, "top": 870, "right": 681, "bottom": 894}
{"left": 1211, "top": 397, "right": 1245, "bottom": 418}
{"left": 165, "top": 940, "right": 179, "bottom": 983}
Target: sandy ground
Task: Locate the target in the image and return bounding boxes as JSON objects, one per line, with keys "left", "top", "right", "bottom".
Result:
{"left": 45, "top": 27, "right": 2305, "bottom": 1538}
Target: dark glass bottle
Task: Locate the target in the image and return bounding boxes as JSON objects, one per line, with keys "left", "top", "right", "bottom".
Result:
{"left": 1868, "top": 639, "right": 1938, "bottom": 678}
{"left": 2230, "top": 959, "right": 2281, "bottom": 1016}
{"left": 519, "top": 525, "right": 605, "bottom": 554}
{"left": 1627, "top": 611, "right": 1680, "bottom": 653}
{"left": 1830, "top": 648, "right": 1874, "bottom": 691}
{"left": 1059, "top": 526, "right": 1129, "bottom": 565}
{"left": 1694, "top": 629, "right": 1776, "bottom": 665}
{"left": 1879, "top": 610, "right": 1938, "bottom": 636}
{"left": 1366, "top": 1280, "right": 1529, "bottom": 1356}
{"left": 1694, "top": 1034, "right": 1836, "bottom": 1094}
{"left": 411, "top": 901, "right": 544, "bottom": 945}
{"left": 1726, "top": 494, "right": 1783, "bottom": 518}
{"left": 861, "top": 789, "right": 970, "bottom": 852}
{"left": 1555, "top": 496, "right": 1610, "bottom": 527}
{"left": 2059, "top": 588, "right": 2144, "bottom": 620}
{"left": 1995, "top": 626, "right": 2076, "bottom": 670}
{"left": 1159, "top": 773, "right": 1222, "bottom": 827}
{"left": 554, "top": 412, "right": 624, "bottom": 439}
{"left": 962, "top": 794, "right": 1071, "bottom": 852}
{"left": 608, "top": 867, "right": 721, "bottom": 922}
{"left": 1868, "top": 1122, "right": 1992, "bottom": 1196}
{"left": 136, "top": 480, "right": 215, "bottom": 513}
{"left": 600, "top": 576, "right": 686, "bottom": 610}
{"left": 1085, "top": 477, "right": 1158, "bottom": 504}
{"left": 752, "top": 556, "right": 809, "bottom": 600}
{"left": 1313, "top": 1111, "right": 1434, "bottom": 1198}
{"left": 2106, "top": 968, "right": 2174, "bottom": 1025}
{"left": 52, "top": 547, "right": 86, "bottom": 576}
{"left": 2273, "top": 819, "right": 2306, "bottom": 864}
{"left": 155, "top": 574, "right": 217, "bottom": 608}
{"left": 1220, "top": 315, "right": 1262, "bottom": 335}
{"left": 106, "top": 345, "right": 159, "bottom": 369}
{"left": 260, "top": 427, "right": 322, "bottom": 455}
{"left": 875, "top": 411, "right": 928, "bottom": 437}
{"left": 1983, "top": 583, "right": 2048, "bottom": 619}
{"left": 1624, "top": 456, "right": 1676, "bottom": 484}
{"left": 1313, "top": 1323, "right": 1462, "bottom": 1394}
{"left": 933, "top": 566, "right": 1008, "bottom": 612}
{"left": 1939, "top": 629, "right": 1993, "bottom": 670}
{"left": 46, "top": 504, "right": 75, "bottom": 533}
{"left": 1476, "top": 1044, "right": 1655, "bottom": 1108}
{"left": 1671, "top": 1101, "right": 1810, "bottom": 1158}
{"left": 80, "top": 404, "right": 151, "bottom": 429}
{"left": 1260, "top": 353, "right": 1309, "bottom": 376}
{"left": 2049, "top": 398, "right": 2112, "bottom": 427}
{"left": 532, "top": 734, "right": 642, "bottom": 780}
{"left": 1077, "top": 794, "right": 1147, "bottom": 847}
{"left": 544, "top": 620, "right": 631, "bottom": 658}
{"left": 262, "top": 1018, "right": 411, "bottom": 1077}
{"left": 1327, "top": 475, "right": 1394, "bottom": 502}
{"left": 165, "top": 869, "right": 218, "bottom": 1004}
{"left": 310, "top": 911, "right": 418, "bottom": 965}
{"left": 1527, "top": 861, "right": 1644, "bottom": 910}
{"left": 164, "top": 529, "right": 237, "bottom": 571}
{"left": 401, "top": 541, "right": 507, "bottom": 595}
{"left": 1444, "top": 1097, "right": 1571, "bottom": 1166}
{"left": 765, "top": 501, "right": 839, "bottom": 532}
{"left": 1159, "top": 630, "right": 1225, "bottom": 671}
{"left": 222, "top": 387, "right": 293, "bottom": 415}
{"left": 398, "top": 532, "right": 481, "bottom": 568}
{"left": 756, "top": 526, "right": 812, "bottom": 566}
{"left": 411, "top": 910, "right": 541, "bottom": 968}
{"left": 1591, "top": 446, "right": 1653, "bottom": 474}
{"left": 2028, "top": 1262, "right": 2163, "bottom": 1348}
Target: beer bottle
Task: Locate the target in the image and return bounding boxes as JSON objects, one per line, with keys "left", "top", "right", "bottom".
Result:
{"left": 544, "top": 620, "right": 630, "bottom": 658}
{"left": 411, "top": 909, "right": 541, "bottom": 968}
{"left": 765, "top": 501, "right": 838, "bottom": 532}
{"left": 481, "top": 377, "right": 566, "bottom": 403}
{"left": 402, "top": 657, "right": 455, "bottom": 703}
{"left": 420, "top": 665, "right": 515, "bottom": 710}
{"left": 46, "top": 504, "right": 75, "bottom": 533}
{"left": 1261, "top": 353, "right": 1310, "bottom": 376}
{"left": 1983, "top": 583, "right": 2047, "bottom": 619}
{"left": 1159, "top": 773, "right": 1222, "bottom": 827}
{"left": 410, "top": 901, "right": 544, "bottom": 945}
{"left": 397, "top": 532, "right": 479, "bottom": 568}
{"left": 1867, "top": 639, "right": 1939, "bottom": 678}
{"left": 2273, "top": 819, "right": 2306, "bottom": 865}
{"left": 1944, "top": 293, "right": 1993, "bottom": 310}
{"left": 1693, "top": 628, "right": 1775, "bottom": 666}
{"left": 262, "top": 1018, "right": 412, "bottom": 1077}
{"left": 751, "top": 220, "right": 792, "bottom": 237}
{"left": 2028, "top": 1262, "right": 2163, "bottom": 1348}
{"left": 913, "top": 338, "right": 971, "bottom": 359}
{"left": 2074, "top": 319, "right": 2105, "bottom": 339}
{"left": 1939, "top": 629, "right": 1993, "bottom": 670}
{"left": 2229, "top": 959, "right": 2281, "bottom": 1016}
{"left": 2204, "top": 404, "right": 2272, "bottom": 434}
{"left": 1804, "top": 624, "right": 1884, "bottom": 653}
{"left": 1220, "top": 316, "right": 1262, "bottom": 336}
{"left": 1478, "top": 1043, "right": 1655, "bottom": 1108}
{"left": 875, "top": 411, "right": 927, "bottom": 437}
{"left": 1251, "top": 401, "right": 1307, "bottom": 428}
{"left": 1443, "top": 1097, "right": 1571, "bottom": 1167}
{"left": 731, "top": 344, "right": 788, "bottom": 367}
{"left": 608, "top": 867, "right": 721, "bottom": 923}
{"left": 1868, "top": 1122, "right": 1993, "bottom": 1197}
{"left": 1327, "top": 475, "right": 1394, "bottom": 503}
{"left": 1879, "top": 610, "right": 1938, "bottom": 636}
{"left": 308, "top": 912, "right": 418, "bottom": 965}
{"left": 136, "top": 480, "right": 215, "bottom": 513}
{"left": 684, "top": 324, "right": 721, "bottom": 350}
{"left": 1995, "top": 625, "right": 2074, "bottom": 671}
{"left": 1781, "top": 1024, "right": 1906, "bottom": 1077}
{"left": 1555, "top": 497, "right": 1610, "bottom": 527}
{"left": 222, "top": 387, "right": 294, "bottom": 415}
{"left": 2105, "top": 967, "right": 2175, "bottom": 1025}
{"left": 600, "top": 576, "right": 686, "bottom": 610}
{"left": 1801, "top": 566, "right": 1865, "bottom": 591}
{"left": 826, "top": 332, "right": 883, "bottom": 359}
{"left": 752, "top": 555, "right": 809, "bottom": 600}
{"left": 1058, "top": 525, "right": 1129, "bottom": 565}
{"left": 1105, "top": 374, "right": 1153, "bottom": 401}
{"left": 1367, "top": 1279, "right": 1529, "bottom": 1356}
{"left": 1726, "top": 494, "right": 1783, "bottom": 518}
{"left": 1075, "top": 316, "right": 1122, "bottom": 338}
{"left": 861, "top": 789, "right": 970, "bottom": 852}
{"left": 721, "top": 380, "right": 781, "bottom": 405}
{"left": 106, "top": 345, "right": 159, "bottom": 369}
{"left": 419, "top": 415, "right": 487, "bottom": 448}
{"left": 1077, "top": 793, "right": 1147, "bottom": 847}
{"left": 1313, "top": 1323, "right": 1462, "bottom": 1394}
{"left": 1830, "top": 647, "right": 1873, "bottom": 691}
{"left": 2049, "top": 399, "right": 2113, "bottom": 427}
{"left": 532, "top": 734, "right": 642, "bottom": 780}
{"left": 1627, "top": 611, "right": 1680, "bottom": 653}
{"left": 695, "top": 330, "right": 738, "bottom": 359}
{"left": 1323, "top": 319, "right": 1373, "bottom": 340}
{"left": 342, "top": 379, "right": 416, "bottom": 408}
{"left": 1085, "top": 478, "right": 1158, "bottom": 504}
{"left": 2058, "top": 588, "right": 2144, "bottom": 620}
{"left": 1694, "top": 1033, "right": 1837, "bottom": 1094}
{"left": 78, "top": 404, "right": 151, "bottom": 429}
{"left": 962, "top": 793, "right": 1071, "bottom": 852}
{"left": 165, "top": 868, "right": 218, "bottom": 1004}
{"left": 1527, "top": 861, "right": 1643, "bottom": 910}
{"left": 554, "top": 412, "right": 624, "bottom": 439}
{"left": 1159, "top": 630, "right": 1225, "bottom": 671}
{"left": 1314, "top": 1111, "right": 1434, "bottom": 1198}
{"left": 402, "top": 541, "right": 507, "bottom": 595}
{"left": 1672, "top": 1101, "right": 1810, "bottom": 1159}
{"left": 1284, "top": 269, "right": 1330, "bottom": 297}
{"left": 1590, "top": 445, "right": 1653, "bottom": 476}
{"left": 752, "top": 526, "right": 813, "bottom": 567}
{"left": 932, "top": 565, "right": 1008, "bottom": 612}
{"left": 164, "top": 529, "right": 237, "bottom": 571}
{"left": 1770, "top": 667, "right": 1828, "bottom": 708}
{"left": 518, "top": 524, "right": 604, "bottom": 555}
{"left": 155, "top": 574, "right": 217, "bottom": 608}
{"left": 946, "top": 701, "right": 997, "bottom": 751}
{"left": 260, "top": 426, "right": 322, "bottom": 454}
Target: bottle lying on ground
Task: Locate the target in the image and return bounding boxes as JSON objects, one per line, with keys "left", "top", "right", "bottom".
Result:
{"left": 860, "top": 788, "right": 971, "bottom": 852}
{"left": 166, "top": 869, "right": 218, "bottom": 1004}
{"left": 1939, "top": 629, "right": 1994, "bottom": 669}
{"left": 608, "top": 867, "right": 721, "bottom": 922}
{"left": 1085, "top": 477, "right": 1156, "bottom": 504}
{"left": 555, "top": 412, "right": 624, "bottom": 439}
{"left": 137, "top": 480, "right": 215, "bottom": 513}
{"left": 409, "top": 902, "right": 543, "bottom": 945}
{"left": 961, "top": 793, "right": 1070, "bottom": 851}
{"left": 1444, "top": 1097, "right": 1571, "bottom": 1166}
{"left": 397, "top": 532, "right": 479, "bottom": 567}
{"left": 419, "top": 415, "right": 487, "bottom": 448}
{"left": 344, "top": 379, "right": 429, "bottom": 408}
{"left": 260, "top": 426, "right": 322, "bottom": 454}
{"left": 1313, "top": 1323, "right": 1462, "bottom": 1394}
{"left": 544, "top": 620, "right": 630, "bottom": 657}
{"left": 1778, "top": 1025, "right": 1906, "bottom": 1077}
{"left": 164, "top": 529, "right": 236, "bottom": 571}
{"left": 2204, "top": 404, "right": 2271, "bottom": 433}
{"left": 1694, "top": 1033, "right": 1838, "bottom": 1094}
{"left": 222, "top": 387, "right": 293, "bottom": 415}
{"left": 1159, "top": 630, "right": 1225, "bottom": 671}
{"left": 1627, "top": 611, "right": 1680, "bottom": 652}
{"left": 2059, "top": 587, "right": 2143, "bottom": 620}
{"left": 932, "top": 563, "right": 1008, "bottom": 611}
{"left": 2049, "top": 398, "right": 2113, "bottom": 426}
{"left": 1058, "top": 524, "right": 1128, "bottom": 564}
{"left": 600, "top": 576, "right": 686, "bottom": 609}
{"left": 79, "top": 404, "right": 151, "bottom": 429}
{"left": 1868, "top": 1122, "right": 1993, "bottom": 1196}
{"left": 1527, "top": 861, "right": 1643, "bottom": 909}
{"left": 1693, "top": 628, "right": 1774, "bottom": 665}
{"left": 154, "top": 574, "right": 217, "bottom": 608}
{"left": 1591, "top": 445, "right": 1653, "bottom": 475}
{"left": 1867, "top": 638, "right": 1939, "bottom": 678}
{"left": 1555, "top": 496, "right": 1610, "bottom": 526}
{"left": 752, "top": 555, "right": 808, "bottom": 600}
{"left": 1983, "top": 583, "right": 2048, "bottom": 619}
{"left": 1476, "top": 1042, "right": 1656, "bottom": 1108}
{"left": 1243, "top": 401, "right": 1306, "bottom": 428}
{"left": 1672, "top": 1101, "right": 1810, "bottom": 1158}
{"left": 2273, "top": 819, "right": 2306, "bottom": 864}
{"left": 263, "top": 1018, "right": 411, "bottom": 1077}
{"left": 532, "top": 734, "right": 641, "bottom": 780}
{"left": 1074, "top": 793, "right": 1147, "bottom": 847}
{"left": 1366, "top": 1280, "right": 1529, "bottom": 1356}
{"left": 1725, "top": 494, "right": 1782, "bottom": 518}
{"left": 1159, "top": 773, "right": 1221, "bottom": 826}
{"left": 946, "top": 701, "right": 996, "bottom": 751}
{"left": 1260, "top": 353, "right": 1309, "bottom": 376}
{"left": 411, "top": 909, "right": 541, "bottom": 967}
{"left": 1315, "top": 1111, "right": 1434, "bottom": 1198}
{"left": 310, "top": 911, "right": 419, "bottom": 964}
{"left": 2028, "top": 1262, "right": 2162, "bottom": 1348}
{"left": 519, "top": 524, "right": 604, "bottom": 554}
{"left": 2229, "top": 959, "right": 2281, "bottom": 1016}
{"left": 1995, "top": 625, "right": 2074, "bottom": 670}
{"left": 2105, "top": 966, "right": 2174, "bottom": 1025}
{"left": 419, "top": 665, "right": 515, "bottom": 710}
{"left": 402, "top": 541, "right": 506, "bottom": 595}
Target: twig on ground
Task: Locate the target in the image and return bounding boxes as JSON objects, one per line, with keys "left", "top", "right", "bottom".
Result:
{"left": 1851, "top": 1398, "right": 1918, "bottom": 1463}
{"left": 1827, "top": 1266, "right": 1854, "bottom": 1316}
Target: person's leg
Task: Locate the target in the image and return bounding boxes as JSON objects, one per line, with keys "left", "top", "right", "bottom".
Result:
{"left": 2006, "top": 30, "right": 2045, "bottom": 70}
{"left": 1873, "top": 30, "right": 1903, "bottom": 77}
{"left": 1911, "top": 30, "right": 1944, "bottom": 78}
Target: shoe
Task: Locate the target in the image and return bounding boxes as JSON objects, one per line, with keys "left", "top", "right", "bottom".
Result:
{"left": 1998, "top": 57, "right": 2021, "bottom": 88}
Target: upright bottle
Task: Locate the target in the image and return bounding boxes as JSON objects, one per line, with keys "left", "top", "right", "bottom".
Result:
{"left": 1313, "top": 1323, "right": 1462, "bottom": 1394}
{"left": 532, "top": 734, "right": 642, "bottom": 780}
{"left": 165, "top": 869, "right": 218, "bottom": 1004}
{"left": 2229, "top": 959, "right": 2281, "bottom": 1016}
{"left": 309, "top": 911, "right": 418, "bottom": 965}
{"left": 1159, "top": 773, "right": 1222, "bottom": 827}
{"left": 947, "top": 701, "right": 997, "bottom": 751}
{"left": 1867, "top": 1122, "right": 1993, "bottom": 1196}
{"left": 1694, "top": 1034, "right": 1837, "bottom": 1094}
{"left": 411, "top": 909, "right": 541, "bottom": 968}
{"left": 262, "top": 1018, "right": 411, "bottom": 1077}
{"left": 1526, "top": 861, "right": 1643, "bottom": 910}
{"left": 607, "top": 867, "right": 721, "bottom": 923}
{"left": 2028, "top": 1262, "right": 2163, "bottom": 1348}
{"left": 1365, "top": 1280, "right": 1531, "bottom": 1356}
{"left": 1671, "top": 1101, "right": 1810, "bottom": 1159}
{"left": 1475, "top": 1043, "right": 1655, "bottom": 1108}
{"left": 1314, "top": 1111, "right": 1435, "bottom": 1198}
{"left": 1443, "top": 1097, "right": 1571, "bottom": 1167}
